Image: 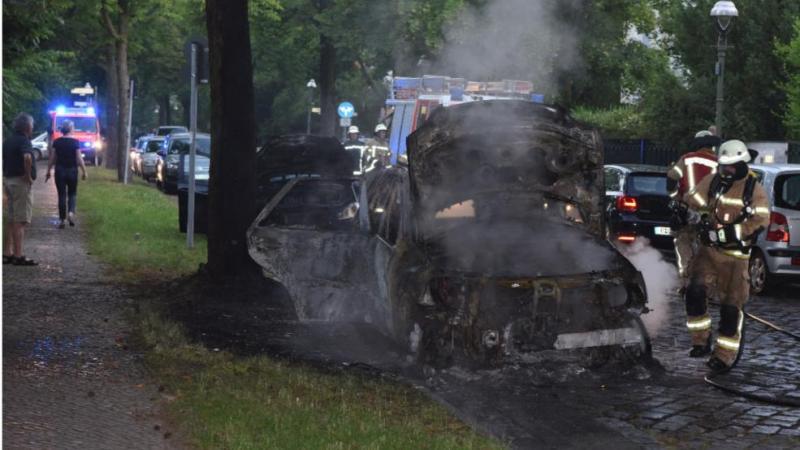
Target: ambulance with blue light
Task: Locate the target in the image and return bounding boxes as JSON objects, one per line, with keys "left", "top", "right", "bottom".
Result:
{"left": 49, "top": 105, "right": 103, "bottom": 165}
{"left": 383, "top": 75, "right": 540, "bottom": 164}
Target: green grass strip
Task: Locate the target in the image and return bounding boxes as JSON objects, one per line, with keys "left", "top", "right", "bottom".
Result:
{"left": 80, "top": 166, "right": 207, "bottom": 280}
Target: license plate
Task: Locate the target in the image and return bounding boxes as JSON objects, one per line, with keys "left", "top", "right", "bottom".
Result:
{"left": 654, "top": 226, "right": 672, "bottom": 236}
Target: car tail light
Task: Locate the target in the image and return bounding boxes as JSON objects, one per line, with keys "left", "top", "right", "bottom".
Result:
{"left": 617, "top": 233, "right": 636, "bottom": 243}
{"left": 792, "top": 256, "right": 800, "bottom": 266}
{"left": 616, "top": 196, "right": 638, "bottom": 213}
{"left": 766, "top": 212, "right": 790, "bottom": 242}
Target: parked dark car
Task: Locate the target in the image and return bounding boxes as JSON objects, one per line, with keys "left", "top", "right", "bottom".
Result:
{"left": 248, "top": 102, "right": 651, "bottom": 368}
{"left": 157, "top": 132, "right": 210, "bottom": 194}
{"left": 604, "top": 164, "right": 674, "bottom": 254}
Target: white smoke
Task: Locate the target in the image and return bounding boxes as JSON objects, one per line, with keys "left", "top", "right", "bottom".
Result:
{"left": 432, "top": 0, "right": 581, "bottom": 95}
{"left": 616, "top": 238, "right": 679, "bottom": 337}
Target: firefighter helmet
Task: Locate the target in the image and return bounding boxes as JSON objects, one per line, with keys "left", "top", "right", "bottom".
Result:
{"left": 718, "top": 140, "right": 751, "bottom": 164}
{"left": 375, "top": 123, "right": 388, "bottom": 133}
{"left": 348, "top": 125, "right": 359, "bottom": 134}
{"left": 695, "top": 130, "right": 712, "bottom": 138}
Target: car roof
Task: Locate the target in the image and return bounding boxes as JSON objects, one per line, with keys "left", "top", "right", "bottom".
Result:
{"left": 605, "top": 164, "right": 668, "bottom": 174}
{"left": 167, "top": 132, "right": 210, "bottom": 139}
{"left": 749, "top": 164, "right": 800, "bottom": 174}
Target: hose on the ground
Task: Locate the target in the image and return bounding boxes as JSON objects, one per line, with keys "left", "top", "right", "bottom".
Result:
{"left": 704, "top": 302, "right": 800, "bottom": 407}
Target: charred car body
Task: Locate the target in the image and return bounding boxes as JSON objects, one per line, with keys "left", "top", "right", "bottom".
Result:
{"left": 248, "top": 101, "right": 650, "bottom": 367}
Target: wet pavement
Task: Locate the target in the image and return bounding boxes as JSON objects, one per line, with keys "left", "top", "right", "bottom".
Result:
{"left": 175, "top": 268, "right": 800, "bottom": 449}
{"left": 3, "top": 165, "right": 176, "bottom": 449}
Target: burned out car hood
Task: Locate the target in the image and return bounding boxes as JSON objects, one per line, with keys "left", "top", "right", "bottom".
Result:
{"left": 406, "top": 101, "right": 605, "bottom": 236}
{"left": 256, "top": 135, "right": 357, "bottom": 182}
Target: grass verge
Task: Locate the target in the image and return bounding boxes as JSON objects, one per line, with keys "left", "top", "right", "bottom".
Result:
{"left": 80, "top": 166, "right": 206, "bottom": 280}
{"left": 82, "top": 167, "right": 502, "bottom": 449}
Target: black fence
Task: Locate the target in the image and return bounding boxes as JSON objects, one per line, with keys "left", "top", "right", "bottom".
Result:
{"left": 603, "top": 139, "right": 680, "bottom": 167}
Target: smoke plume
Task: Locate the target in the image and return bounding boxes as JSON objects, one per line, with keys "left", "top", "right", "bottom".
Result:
{"left": 616, "top": 238, "right": 680, "bottom": 337}
{"left": 431, "top": 0, "right": 581, "bottom": 95}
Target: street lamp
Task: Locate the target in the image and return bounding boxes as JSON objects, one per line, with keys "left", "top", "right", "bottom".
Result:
{"left": 710, "top": 1, "right": 739, "bottom": 138}
{"left": 306, "top": 79, "right": 317, "bottom": 135}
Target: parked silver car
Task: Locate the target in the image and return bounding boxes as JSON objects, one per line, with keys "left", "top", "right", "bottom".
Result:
{"left": 748, "top": 164, "right": 800, "bottom": 293}
{"left": 31, "top": 132, "right": 49, "bottom": 160}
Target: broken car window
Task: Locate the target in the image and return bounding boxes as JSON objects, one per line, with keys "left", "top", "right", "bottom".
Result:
{"left": 260, "top": 179, "right": 360, "bottom": 230}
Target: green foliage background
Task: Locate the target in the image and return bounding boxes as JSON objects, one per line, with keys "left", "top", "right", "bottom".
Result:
{"left": 3, "top": 0, "right": 800, "bottom": 145}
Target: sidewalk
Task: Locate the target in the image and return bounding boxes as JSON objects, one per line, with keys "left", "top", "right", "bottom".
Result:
{"left": 3, "top": 166, "right": 176, "bottom": 449}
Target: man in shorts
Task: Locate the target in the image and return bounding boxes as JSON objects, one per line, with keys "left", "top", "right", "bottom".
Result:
{"left": 3, "top": 112, "right": 38, "bottom": 266}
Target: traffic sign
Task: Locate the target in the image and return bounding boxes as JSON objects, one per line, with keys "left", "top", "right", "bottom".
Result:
{"left": 337, "top": 102, "right": 355, "bottom": 118}
{"left": 339, "top": 118, "right": 352, "bottom": 127}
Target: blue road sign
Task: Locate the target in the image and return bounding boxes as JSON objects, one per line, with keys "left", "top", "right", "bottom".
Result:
{"left": 337, "top": 102, "right": 355, "bottom": 118}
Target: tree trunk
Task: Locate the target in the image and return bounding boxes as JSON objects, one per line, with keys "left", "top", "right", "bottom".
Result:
{"left": 104, "top": 44, "right": 119, "bottom": 171}
{"left": 160, "top": 94, "right": 171, "bottom": 125}
{"left": 205, "top": 0, "right": 257, "bottom": 277}
{"left": 116, "top": 35, "right": 130, "bottom": 181}
{"left": 318, "top": 34, "right": 337, "bottom": 137}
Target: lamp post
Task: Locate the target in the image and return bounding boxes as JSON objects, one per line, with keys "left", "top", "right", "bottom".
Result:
{"left": 710, "top": 1, "right": 739, "bottom": 138}
{"left": 306, "top": 79, "right": 317, "bottom": 135}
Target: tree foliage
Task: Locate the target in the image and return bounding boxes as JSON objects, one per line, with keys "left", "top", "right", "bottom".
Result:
{"left": 777, "top": 18, "right": 800, "bottom": 140}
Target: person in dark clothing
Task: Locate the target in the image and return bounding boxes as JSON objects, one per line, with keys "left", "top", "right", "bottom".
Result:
{"left": 3, "top": 112, "right": 38, "bottom": 265}
{"left": 45, "top": 120, "right": 87, "bottom": 228}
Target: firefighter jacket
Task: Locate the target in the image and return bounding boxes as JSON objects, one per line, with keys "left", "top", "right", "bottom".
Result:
{"left": 683, "top": 171, "right": 770, "bottom": 260}
{"left": 363, "top": 138, "right": 391, "bottom": 172}
{"left": 667, "top": 150, "right": 718, "bottom": 199}
{"left": 344, "top": 139, "right": 366, "bottom": 174}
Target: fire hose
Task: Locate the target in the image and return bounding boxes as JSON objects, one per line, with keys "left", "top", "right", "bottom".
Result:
{"left": 704, "top": 302, "right": 800, "bottom": 408}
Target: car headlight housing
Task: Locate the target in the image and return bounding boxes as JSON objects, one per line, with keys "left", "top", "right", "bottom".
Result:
{"left": 166, "top": 161, "right": 178, "bottom": 170}
{"left": 337, "top": 202, "right": 359, "bottom": 220}
{"left": 94, "top": 140, "right": 103, "bottom": 150}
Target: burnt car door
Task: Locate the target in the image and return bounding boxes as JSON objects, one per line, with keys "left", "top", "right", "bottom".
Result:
{"left": 247, "top": 176, "right": 385, "bottom": 324}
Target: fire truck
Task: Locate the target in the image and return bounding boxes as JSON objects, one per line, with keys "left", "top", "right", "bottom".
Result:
{"left": 383, "top": 75, "right": 540, "bottom": 164}
{"left": 49, "top": 84, "right": 103, "bottom": 165}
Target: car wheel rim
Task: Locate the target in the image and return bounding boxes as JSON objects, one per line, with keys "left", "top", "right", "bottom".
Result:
{"left": 749, "top": 256, "right": 766, "bottom": 292}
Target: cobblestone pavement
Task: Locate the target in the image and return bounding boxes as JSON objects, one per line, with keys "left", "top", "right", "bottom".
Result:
{"left": 3, "top": 166, "right": 177, "bottom": 449}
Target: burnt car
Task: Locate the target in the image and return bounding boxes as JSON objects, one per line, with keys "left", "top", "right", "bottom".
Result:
{"left": 248, "top": 101, "right": 650, "bottom": 367}
{"left": 604, "top": 164, "right": 674, "bottom": 254}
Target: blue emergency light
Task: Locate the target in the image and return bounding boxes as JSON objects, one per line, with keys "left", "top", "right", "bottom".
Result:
{"left": 55, "top": 105, "right": 67, "bottom": 114}
{"left": 87, "top": 107, "right": 96, "bottom": 116}
{"left": 82, "top": 141, "right": 92, "bottom": 148}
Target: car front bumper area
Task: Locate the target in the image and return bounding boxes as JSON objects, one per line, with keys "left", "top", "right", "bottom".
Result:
{"left": 412, "top": 271, "right": 650, "bottom": 367}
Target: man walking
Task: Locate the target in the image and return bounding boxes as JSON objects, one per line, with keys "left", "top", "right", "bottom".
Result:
{"left": 3, "top": 112, "right": 39, "bottom": 266}
{"left": 683, "top": 140, "right": 770, "bottom": 373}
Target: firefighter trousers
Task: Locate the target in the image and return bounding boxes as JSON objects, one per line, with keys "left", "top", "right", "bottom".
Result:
{"left": 685, "top": 246, "right": 748, "bottom": 366}
{"left": 673, "top": 226, "right": 698, "bottom": 280}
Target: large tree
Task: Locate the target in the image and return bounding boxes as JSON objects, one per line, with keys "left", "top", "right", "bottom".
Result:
{"left": 205, "top": 0, "right": 257, "bottom": 277}
{"left": 101, "top": 0, "right": 134, "bottom": 181}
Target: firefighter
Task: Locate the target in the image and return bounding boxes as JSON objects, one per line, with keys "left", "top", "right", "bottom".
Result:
{"left": 667, "top": 130, "right": 721, "bottom": 280}
{"left": 364, "top": 124, "right": 391, "bottom": 172}
{"left": 343, "top": 126, "right": 366, "bottom": 175}
{"left": 682, "top": 140, "right": 770, "bottom": 373}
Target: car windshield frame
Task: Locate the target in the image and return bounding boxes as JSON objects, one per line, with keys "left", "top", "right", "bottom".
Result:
{"left": 774, "top": 173, "right": 800, "bottom": 211}
{"left": 626, "top": 173, "right": 668, "bottom": 196}
{"left": 169, "top": 137, "right": 210, "bottom": 156}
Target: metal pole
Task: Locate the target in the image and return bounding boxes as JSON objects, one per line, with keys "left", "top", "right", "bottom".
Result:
{"left": 306, "top": 88, "right": 312, "bottom": 135}
{"left": 715, "top": 32, "right": 727, "bottom": 138}
{"left": 187, "top": 43, "right": 198, "bottom": 249}
{"left": 123, "top": 79, "right": 134, "bottom": 184}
